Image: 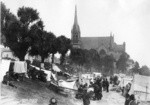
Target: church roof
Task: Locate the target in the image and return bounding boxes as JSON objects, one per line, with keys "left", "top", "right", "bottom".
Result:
{"left": 113, "top": 43, "right": 125, "bottom": 52}
{"left": 81, "top": 36, "right": 111, "bottom": 50}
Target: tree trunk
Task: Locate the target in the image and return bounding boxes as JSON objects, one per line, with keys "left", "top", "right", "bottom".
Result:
{"left": 19, "top": 56, "right": 25, "bottom": 61}
{"left": 40, "top": 57, "right": 45, "bottom": 70}
{"left": 60, "top": 54, "right": 65, "bottom": 65}
{"left": 52, "top": 53, "right": 54, "bottom": 64}
{"left": 41, "top": 57, "right": 45, "bottom": 63}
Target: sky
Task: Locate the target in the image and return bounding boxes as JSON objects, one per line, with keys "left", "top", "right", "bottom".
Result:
{"left": 1, "top": 0, "right": 150, "bottom": 67}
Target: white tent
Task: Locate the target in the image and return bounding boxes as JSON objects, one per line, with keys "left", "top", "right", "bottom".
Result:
{"left": 93, "top": 72, "right": 102, "bottom": 78}
{"left": 58, "top": 80, "right": 78, "bottom": 90}
{"left": 0, "top": 60, "right": 11, "bottom": 82}
{"left": 119, "top": 77, "right": 133, "bottom": 88}
{"left": 52, "top": 64, "right": 61, "bottom": 72}
{"left": 129, "top": 74, "right": 150, "bottom": 101}
{"left": 30, "top": 65, "right": 57, "bottom": 81}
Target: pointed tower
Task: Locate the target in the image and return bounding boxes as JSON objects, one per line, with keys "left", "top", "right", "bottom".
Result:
{"left": 71, "top": 5, "right": 81, "bottom": 48}
{"left": 109, "top": 32, "right": 113, "bottom": 51}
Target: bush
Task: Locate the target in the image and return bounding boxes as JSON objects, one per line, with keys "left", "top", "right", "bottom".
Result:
{"left": 28, "top": 67, "right": 47, "bottom": 82}
{"left": 32, "top": 59, "right": 41, "bottom": 67}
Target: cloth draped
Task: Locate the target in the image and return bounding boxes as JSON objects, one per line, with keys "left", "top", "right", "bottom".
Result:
{"left": 58, "top": 80, "right": 78, "bottom": 90}
{"left": 30, "top": 65, "right": 57, "bottom": 81}
{"left": 13, "top": 61, "right": 27, "bottom": 73}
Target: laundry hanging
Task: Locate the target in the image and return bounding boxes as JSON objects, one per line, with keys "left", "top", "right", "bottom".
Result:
{"left": 13, "top": 61, "right": 27, "bottom": 73}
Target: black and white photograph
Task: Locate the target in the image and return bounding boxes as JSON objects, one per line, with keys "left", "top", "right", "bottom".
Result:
{"left": 0, "top": 0, "right": 150, "bottom": 105}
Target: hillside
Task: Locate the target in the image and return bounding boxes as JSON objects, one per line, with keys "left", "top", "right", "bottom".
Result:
{"left": 1, "top": 78, "right": 81, "bottom": 105}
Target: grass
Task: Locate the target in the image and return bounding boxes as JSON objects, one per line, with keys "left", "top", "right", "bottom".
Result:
{"left": 1, "top": 78, "right": 81, "bottom": 105}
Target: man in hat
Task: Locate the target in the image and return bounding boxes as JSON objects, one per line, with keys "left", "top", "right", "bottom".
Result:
{"left": 49, "top": 97, "right": 57, "bottom": 105}
{"left": 82, "top": 89, "right": 91, "bottom": 105}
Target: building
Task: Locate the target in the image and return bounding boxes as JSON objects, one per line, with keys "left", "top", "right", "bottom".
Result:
{"left": 71, "top": 6, "right": 126, "bottom": 60}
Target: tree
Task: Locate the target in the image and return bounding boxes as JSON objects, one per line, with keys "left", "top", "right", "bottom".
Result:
{"left": 57, "top": 35, "right": 71, "bottom": 65}
{"left": 103, "top": 54, "right": 115, "bottom": 75}
{"left": 116, "top": 52, "right": 130, "bottom": 73}
{"left": 139, "top": 65, "right": 150, "bottom": 76}
{"left": 29, "top": 20, "right": 55, "bottom": 63}
{"left": 131, "top": 61, "right": 140, "bottom": 74}
{"left": 4, "top": 6, "right": 40, "bottom": 61}
{"left": 1, "top": 2, "right": 17, "bottom": 45}
{"left": 51, "top": 36, "right": 58, "bottom": 64}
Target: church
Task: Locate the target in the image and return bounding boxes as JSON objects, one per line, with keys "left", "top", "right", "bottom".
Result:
{"left": 71, "top": 6, "right": 126, "bottom": 60}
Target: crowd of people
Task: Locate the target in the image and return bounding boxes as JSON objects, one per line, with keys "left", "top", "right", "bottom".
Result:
{"left": 75, "top": 76, "right": 110, "bottom": 105}
{"left": 124, "top": 94, "right": 140, "bottom": 105}
{"left": 1, "top": 62, "right": 141, "bottom": 105}
{"left": 122, "top": 83, "right": 140, "bottom": 105}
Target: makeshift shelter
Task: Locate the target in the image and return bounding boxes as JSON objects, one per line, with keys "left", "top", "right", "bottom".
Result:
{"left": 0, "top": 60, "right": 11, "bottom": 82}
{"left": 119, "top": 77, "right": 133, "bottom": 88}
{"left": 30, "top": 65, "right": 57, "bottom": 81}
{"left": 0, "top": 60, "right": 28, "bottom": 82}
{"left": 129, "top": 74, "right": 150, "bottom": 101}
{"left": 58, "top": 80, "right": 78, "bottom": 90}
{"left": 52, "top": 64, "right": 61, "bottom": 72}
{"left": 81, "top": 73, "right": 91, "bottom": 79}
{"left": 13, "top": 61, "right": 27, "bottom": 73}
{"left": 93, "top": 72, "right": 102, "bottom": 78}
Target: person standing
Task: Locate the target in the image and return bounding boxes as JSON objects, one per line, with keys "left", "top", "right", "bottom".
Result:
{"left": 83, "top": 89, "right": 90, "bottom": 105}
{"left": 102, "top": 79, "right": 106, "bottom": 91}
{"left": 105, "top": 79, "right": 109, "bottom": 92}
{"left": 129, "top": 94, "right": 140, "bottom": 105}
{"left": 124, "top": 94, "right": 130, "bottom": 105}
{"left": 93, "top": 82, "right": 99, "bottom": 100}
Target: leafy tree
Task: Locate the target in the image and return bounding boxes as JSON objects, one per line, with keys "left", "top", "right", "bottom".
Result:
{"left": 103, "top": 54, "right": 115, "bottom": 74}
{"left": 29, "top": 21, "right": 55, "bottom": 63}
{"left": 51, "top": 36, "right": 58, "bottom": 64}
{"left": 57, "top": 35, "right": 71, "bottom": 65}
{"left": 139, "top": 65, "right": 150, "bottom": 76}
{"left": 131, "top": 61, "right": 140, "bottom": 74}
{"left": 116, "top": 52, "right": 130, "bottom": 73}
{"left": 4, "top": 6, "right": 40, "bottom": 61}
{"left": 89, "top": 49, "right": 101, "bottom": 70}
{"left": 1, "top": 2, "right": 17, "bottom": 45}
{"left": 17, "top": 6, "right": 39, "bottom": 25}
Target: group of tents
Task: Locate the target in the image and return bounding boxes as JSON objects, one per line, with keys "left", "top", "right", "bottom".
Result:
{"left": 117, "top": 73, "right": 150, "bottom": 102}
{"left": 1, "top": 59, "right": 150, "bottom": 102}
{"left": 0, "top": 59, "right": 78, "bottom": 92}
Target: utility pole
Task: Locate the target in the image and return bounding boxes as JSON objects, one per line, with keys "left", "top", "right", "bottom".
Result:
{"left": 145, "top": 83, "right": 148, "bottom": 101}
{"left": 0, "top": 2, "right": 1, "bottom": 45}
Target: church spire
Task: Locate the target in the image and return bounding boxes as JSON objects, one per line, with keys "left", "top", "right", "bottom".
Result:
{"left": 71, "top": 5, "right": 81, "bottom": 48}
{"left": 74, "top": 5, "right": 78, "bottom": 25}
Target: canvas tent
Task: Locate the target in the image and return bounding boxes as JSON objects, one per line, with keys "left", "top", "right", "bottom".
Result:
{"left": 93, "top": 72, "right": 102, "bottom": 78}
{"left": 119, "top": 77, "right": 133, "bottom": 88}
{"left": 129, "top": 74, "right": 150, "bottom": 101}
{"left": 52, "top": 64, "right": 61, "bottom": 72}
{"left": 30, "top": 65, "right": 57, "bottom": 81}
{"left": 0, "top": 60, "right": 11, "bottom": 82}
{"left": 0, "top": 60, "right": 28, "bottom": 81}
{"left": 58, "top": 80, "right": 78, "bottom": 90}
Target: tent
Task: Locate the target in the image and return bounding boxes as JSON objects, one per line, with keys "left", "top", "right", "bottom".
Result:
{"left": 129, "top": 74, "right": 150, "bottom": 101}
{"left": 58, "top": 79, "right": 78, "bottom": 90}
{"left": 0, "top": 60, "right": 11, "bottom": 82}
{"left": 93, "top": 72, "right": 102, "bottom": 78}
{"left": 81, "top": 73, "right": 91, "bottom": 79}
{"left": 119, "top": 77, "right": 133, "bottom": 88}
{"left": 30, "top": 65, "right": 57, "bottom": 81}
{"left": 52, "top": 64, "right": 61, "bottom": 72}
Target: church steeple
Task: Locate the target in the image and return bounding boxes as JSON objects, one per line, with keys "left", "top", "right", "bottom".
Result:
{"left": 74, "top": 5, "right": 78, "bottom": 25}
{"left": 71, "top": 5, "right": 81, "bottom": 48}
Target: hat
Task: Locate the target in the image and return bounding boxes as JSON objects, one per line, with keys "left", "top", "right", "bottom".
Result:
{"left": 50, "top": 98, "right": 57, "bottom": 104}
